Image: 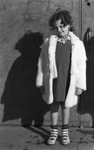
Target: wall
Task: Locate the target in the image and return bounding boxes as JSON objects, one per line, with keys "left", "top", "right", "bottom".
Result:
{"left": 78, "top": 0, "right": 94, "bottom": 127}
{"left": 0, "top": 0, "right": 94, "bottom": 127}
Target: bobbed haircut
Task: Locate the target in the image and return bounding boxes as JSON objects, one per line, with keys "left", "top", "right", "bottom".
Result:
{"left": 49, "top": 10, "right": 75, "bottom": 31}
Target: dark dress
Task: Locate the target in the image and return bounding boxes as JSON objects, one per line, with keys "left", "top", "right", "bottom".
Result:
{"left": 53, "top": 39, "right": 71, "bottom": 102}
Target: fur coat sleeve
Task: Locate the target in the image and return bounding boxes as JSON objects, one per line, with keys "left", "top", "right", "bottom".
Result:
{"left": 74, "top": 41, "right": 87, "bottom": 91}
{"left": 36, "top": 38, "right": 49, "bottom": 87}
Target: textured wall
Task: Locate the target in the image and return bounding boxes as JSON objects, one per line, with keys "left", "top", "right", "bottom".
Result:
{"left": 0, "top": 0, "right": 94, "bottom": 127}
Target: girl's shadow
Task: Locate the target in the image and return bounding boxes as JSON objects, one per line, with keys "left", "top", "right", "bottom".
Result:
{"left": 1, "top": 30, "right": 50, "bottom": 126}
{"left": 24, "top": 126, "right": 50, "bottom": 144}
{"left": 23, "top": 125, "right": 61, "bottom": 145}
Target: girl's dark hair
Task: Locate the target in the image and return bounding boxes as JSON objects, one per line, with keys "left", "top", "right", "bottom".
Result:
{"left": 49, "top": 9, "right": 74, "bottom": 31}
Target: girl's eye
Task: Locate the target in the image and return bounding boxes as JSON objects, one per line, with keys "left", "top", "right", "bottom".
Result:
{"left": 60, "top": 26, "right": 64, "bottom": 29}
{"left": 54, "top": 27, "right": 58, "bottom": 30}
{"left": 60, "top": 25, "right": 66, "bottom": 28}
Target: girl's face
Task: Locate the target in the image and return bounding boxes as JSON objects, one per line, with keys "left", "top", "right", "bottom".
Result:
{"left": 54, "top": 19, "right": 70, "bottom": 38}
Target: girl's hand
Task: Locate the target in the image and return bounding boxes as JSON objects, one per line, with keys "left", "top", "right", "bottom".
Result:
{"left": 75, "top": 87, "right": 83, "bottom": 95}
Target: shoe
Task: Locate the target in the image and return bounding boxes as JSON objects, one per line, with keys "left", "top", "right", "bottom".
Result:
{"left": 47, "top": 128, "right": 58, "bottom": 145}
{"left": 61, "top": 128, "right": 70, "bottom": 145}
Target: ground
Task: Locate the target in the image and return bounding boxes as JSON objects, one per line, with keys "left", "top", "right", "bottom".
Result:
{"left": 0, "top": 125, "right": 94, "bottom": 150}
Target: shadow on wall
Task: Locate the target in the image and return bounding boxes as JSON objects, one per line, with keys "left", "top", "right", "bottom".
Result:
{"left": 1, "top": 30, "right": 50, "bottom": 126}
{"left": 77, "top": 28, "right": 94, "bottom": 127}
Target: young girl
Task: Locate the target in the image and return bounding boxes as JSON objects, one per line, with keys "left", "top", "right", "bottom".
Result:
{"left": 36, "top": 10, "right": 87, "bottom": 145}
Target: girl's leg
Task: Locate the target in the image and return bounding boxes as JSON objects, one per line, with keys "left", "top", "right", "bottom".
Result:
{"left": 50, "top": 101, "right": 60, "bottom": 126}
{"left": 47, "top": 102, "right": 60, "bottom": 145}
{"left": 62, "top": 107, "right": 70, "bottom": 125}
{"left": 61, "top": 104, "right": 70, "bottom": 145}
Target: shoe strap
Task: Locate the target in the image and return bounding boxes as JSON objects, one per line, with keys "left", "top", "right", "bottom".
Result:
{"left": 50, "top": 128, "right": 58, "bottom": 138}
{"left": 61, "top": 129, "right": 69, "bottom": 138}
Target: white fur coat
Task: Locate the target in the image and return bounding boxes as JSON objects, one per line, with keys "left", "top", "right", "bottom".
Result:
{"left": 36, "top": 31, "right": 87, "bottom": 108}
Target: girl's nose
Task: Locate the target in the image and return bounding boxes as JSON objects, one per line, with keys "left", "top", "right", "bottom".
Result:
{"left": 57, "top": 27, "right": 61, "bottom": 32}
